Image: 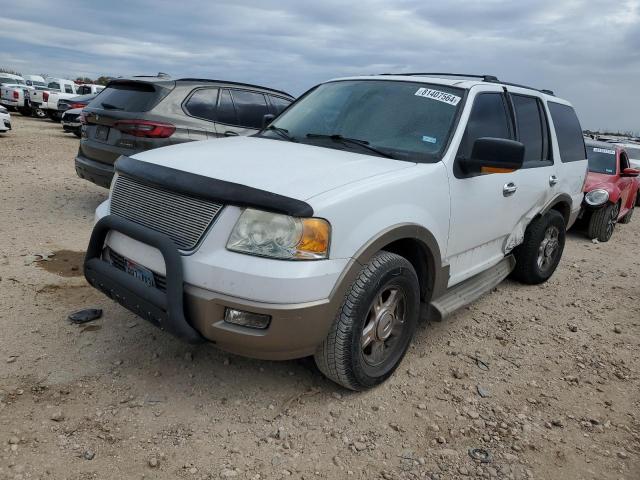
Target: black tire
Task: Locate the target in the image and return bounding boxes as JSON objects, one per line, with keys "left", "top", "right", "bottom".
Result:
{"left": 314, "top": 251, "right": 420, "bottom": 391}
{"left": 619, "top": 204, "right": 634, "bottom": 224}
{"left": 511, "top": 210, "right": 566, "bottom": 285}
{"left": 636, "top": 190, "right": 640, "bottom": 207}
{"left": 587, "top": 202, "right": 619, "bottom": 242}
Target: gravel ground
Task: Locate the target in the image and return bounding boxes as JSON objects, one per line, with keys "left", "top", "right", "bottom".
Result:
{"left": 0, "top": 114, "right": 639, "bottom": 480}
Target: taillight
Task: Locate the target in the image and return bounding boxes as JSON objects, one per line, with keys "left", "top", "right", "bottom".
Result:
{"left": 43, "top": 91, "right": 49, "bottom": 102}
{"left": 70, "top": 102, "right": 86, "bottom": 109}
{"left": 113, "top": 120, "right": 175, "bottom": 138}
{"left": 12, "top": 90, "right": 19, "bottom": 99}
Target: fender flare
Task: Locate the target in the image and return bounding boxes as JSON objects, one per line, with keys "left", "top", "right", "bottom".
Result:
{"left": 329, "top": 223, "right": 449, "bottom": 304}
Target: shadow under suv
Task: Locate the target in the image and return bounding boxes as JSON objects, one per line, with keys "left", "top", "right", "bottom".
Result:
{"left": 75, "top": 76, "right": 294, "bottom": 188}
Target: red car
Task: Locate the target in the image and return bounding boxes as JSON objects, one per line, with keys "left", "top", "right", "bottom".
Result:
{"left": 581, "top": 140, "right": 640, "bottom": 241}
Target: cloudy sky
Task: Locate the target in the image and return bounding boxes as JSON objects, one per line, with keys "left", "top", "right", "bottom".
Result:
{"left": 1, "top": 0, "right": 639, "bottom": 132}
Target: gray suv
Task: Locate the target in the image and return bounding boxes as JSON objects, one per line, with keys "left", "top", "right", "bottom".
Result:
{"left": 75, "top": 76, "right": 294, "bottom": 188}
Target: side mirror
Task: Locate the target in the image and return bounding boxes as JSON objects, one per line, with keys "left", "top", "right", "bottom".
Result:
{"left": 621, "top": 168, "right": 640, "bottom": 177}
{"left": 461, "top": 137, "right": 525, "bottom": 174}
{"left": 262, "top": 113, "right": 275, "bottom": 129}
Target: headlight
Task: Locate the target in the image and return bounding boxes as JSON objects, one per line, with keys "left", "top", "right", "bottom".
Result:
{"left": 227, "top": 209, "right": 330, "bottom": 260}
{"left": 585, "top": 189, "right": 609, "bottom": 206}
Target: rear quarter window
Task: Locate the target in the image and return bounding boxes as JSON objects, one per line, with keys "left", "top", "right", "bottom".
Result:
{"left": 548, "top": 102, "right": 586, "bottom": 162}
{"left": 95, "top": 81, "right": 171, "bottom": 112}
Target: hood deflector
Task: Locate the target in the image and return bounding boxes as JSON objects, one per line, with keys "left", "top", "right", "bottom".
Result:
{"left": 115, "top": 156, "right": 314, "bottom": 217}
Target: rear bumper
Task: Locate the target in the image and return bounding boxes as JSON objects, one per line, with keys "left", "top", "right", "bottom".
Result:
{"left": 85, "top": 215, "right": 343, "bottom": 359}
{"left": 1, "top": 99, "right": 19, "bottom": 108}
{"left": 75, "top": 154, "right": 115, "bottom": 188}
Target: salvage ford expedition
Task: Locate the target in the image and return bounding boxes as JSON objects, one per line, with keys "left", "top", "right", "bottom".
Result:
{"left": 84, "top": 73, "right": 588, "bottom": 390}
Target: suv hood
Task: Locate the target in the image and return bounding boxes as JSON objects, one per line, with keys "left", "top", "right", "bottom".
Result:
{"left": 130, "top": 136, "right": 415, "bottom": 201}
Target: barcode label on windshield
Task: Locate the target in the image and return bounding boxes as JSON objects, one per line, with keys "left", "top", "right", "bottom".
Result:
{"left": 593, "top": 148, "right": 615, "bottom": 155}
{"left": 414, "top": 88, "right": 461, "bottom": 106}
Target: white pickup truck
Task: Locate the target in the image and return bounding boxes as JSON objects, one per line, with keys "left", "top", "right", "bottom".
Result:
{"left": 0, "top": 84, "right": 30, "bottom": 111}
{"left": 28, "top": 78, "right": 78, "bottom": 120}
{"left": 84, "top": 73, "right": 588, "bottom": 390}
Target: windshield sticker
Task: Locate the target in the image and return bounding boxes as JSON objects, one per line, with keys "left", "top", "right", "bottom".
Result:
{"left": 605, "top": 168, "right": 615, "bottom": 173}
{"left": 414, "top": 88, "right": 461, "bottom": 106}
{"left": 593, "top": 147, "right": 615, "bottom": 155}
{"left": 422, "top": 135, "right": 437, "bottom": 144}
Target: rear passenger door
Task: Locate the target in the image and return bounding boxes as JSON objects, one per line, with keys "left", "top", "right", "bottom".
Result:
{"left": 506, "top": 90, "right": 557, "bottom": 248}
{"left": 214, "top": 88, "right": 271, "bottom": 137}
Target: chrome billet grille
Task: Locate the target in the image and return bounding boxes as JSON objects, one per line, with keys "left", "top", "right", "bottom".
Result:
{"left": 110, "top": 175, "right": 223, "bottom": 251}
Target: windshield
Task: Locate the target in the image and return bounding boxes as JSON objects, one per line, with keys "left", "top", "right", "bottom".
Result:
{"left": 587, "top": 146, "right": 617, "bottom": 174}
{"left": 263, "top": 80, "right": 464, "bottom": 162}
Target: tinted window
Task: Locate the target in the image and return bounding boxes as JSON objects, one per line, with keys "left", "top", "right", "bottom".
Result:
{"left": 184, "top": 88, "right": 219, "bottom": 122}
{"left": 76, "top": 85, "right": 91, "bottom": 95}
{"left": 548, "top": 102, "right": 585, "bottom": 162}
{"left": 216, "top": 89, "right": 238, "bottom": 125}
{"left": 586, "top": 146, "right": 617, "bottom": 174}
{"left": 231, "top": 90, "right": 269, "bottom": 129}
{"left": 513, "top": 95, "right": 545, "bottom": 162}
{"left": 94, "top": 81, "right": 168, "bottom": 112}
{"left": 64, "top": 84, "right": 74, "bottom": 94}
{"left": 269, "top": 95, "right": 291, "bottom": 115}
{"left": 48, "top": 82, "right": 60, "bottom": 91}
{"left": 458, "top": 93, "right": 512, "bottom": 159}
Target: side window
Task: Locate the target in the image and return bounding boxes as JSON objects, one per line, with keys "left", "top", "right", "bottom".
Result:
{"left": 184, "top": 88, "right": 219, "bottom": 122}
{"left": 269, "top": 95, "right": 292, "bottom": 115}
{"left": 48, "top": 82, "right": 60, "bottom": 91}
{"left": 512, "top": 94, "right": 549, "bottom": 163}
{"left": 457, "top": 93, "right": 512, "bottom": 160}
{"left": 620, "top": 152, "right": 630, "bottom": 171}
{"left": 216, "top": 89, "right": 239, "bottom": 125}
{"left": 548, "top": 102, "right": 586, "bottom": 162}
{"left": 64, "top": 84, "right": 74, "bottom": 94}
{"left": 230, "top": 90, "right": 269, "bottom": 129}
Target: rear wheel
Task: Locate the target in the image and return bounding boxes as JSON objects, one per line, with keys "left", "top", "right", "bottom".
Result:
{"left": 511, "top": 210, "right": 566, "bottom": 285}
{"left": 587, "top": 202, "right": 619, "bottom": 242}
{"left": 314, "top": 251, "right": 420, "bottom": 390}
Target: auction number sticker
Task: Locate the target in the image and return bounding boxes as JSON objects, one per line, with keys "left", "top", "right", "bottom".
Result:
{"left": 414, "top": 88, "right": 461, "bottom": 106}
{"left": 593, "top": 148, "right": 615, "bottom": 155}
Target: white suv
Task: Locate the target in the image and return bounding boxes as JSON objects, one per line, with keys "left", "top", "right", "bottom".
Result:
{"left": 84, "top": 73, "right": 588, "bottom": 390}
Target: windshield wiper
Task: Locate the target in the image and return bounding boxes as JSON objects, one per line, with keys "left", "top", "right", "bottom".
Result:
{"left": 100, "top": 102, "right": 123, "bottom": 110}
{"left": 265, "top": 125, "right": 297, "bottom": 142}
{"left": 305, "top": 133, "right": 395, "bottom": 159}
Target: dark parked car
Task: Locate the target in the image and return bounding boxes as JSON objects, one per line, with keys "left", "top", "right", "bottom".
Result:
{"left": 57, "top": 93, "right": 98, "bottom": 116}
{"left": 75, "top": 76, "right": 294, "bottom": 188}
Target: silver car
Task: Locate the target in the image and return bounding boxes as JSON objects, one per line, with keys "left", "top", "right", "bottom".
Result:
{"left": 75, "top": 76, "right": 294, "bottom": 188}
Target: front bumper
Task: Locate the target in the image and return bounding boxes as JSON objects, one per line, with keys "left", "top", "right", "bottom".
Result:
{"left": 85, "top": 215, "right": 349, "bottom": 360}
{"left": 75, "top": 154, "right": 115, "bottom": 188}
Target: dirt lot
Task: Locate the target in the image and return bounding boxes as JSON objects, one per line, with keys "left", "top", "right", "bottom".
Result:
{"left": 0, "top": 114, "right": 638, "bottom": 480}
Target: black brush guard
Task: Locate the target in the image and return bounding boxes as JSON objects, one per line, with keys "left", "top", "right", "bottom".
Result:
{"left": 83, "top": 215, "right": 204, "bottom": 343}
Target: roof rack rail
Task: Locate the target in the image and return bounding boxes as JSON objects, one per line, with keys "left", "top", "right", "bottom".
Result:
{"left": 377, "top": 72, "right": 555, "bottom": 96}
{"left": 379, "top": 72, "right": 499, "bottom": 82}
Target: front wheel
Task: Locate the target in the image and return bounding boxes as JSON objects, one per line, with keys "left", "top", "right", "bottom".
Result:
{"left": 314, "top": 251, "right": 420, "bottom": 391}
{"left": 587, "top": 202, "right": 619, "bottom": 242}
{"left": 511, "top": 210, "right": 566, "bottom": 285}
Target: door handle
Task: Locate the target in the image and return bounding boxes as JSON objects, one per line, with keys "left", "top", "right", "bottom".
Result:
{"left": 503, "top": 182, "right": 517, "bottom": 197}
{"left": 549, "top": 175, "right": 559, "bottom": 186}
{"left": 224, "top": 131, "right": 239, "bottom": 137}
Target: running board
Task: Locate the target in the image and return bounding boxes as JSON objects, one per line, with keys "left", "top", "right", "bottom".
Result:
{"left": 429, "top": 255, "right": 516, "bottom": 320}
